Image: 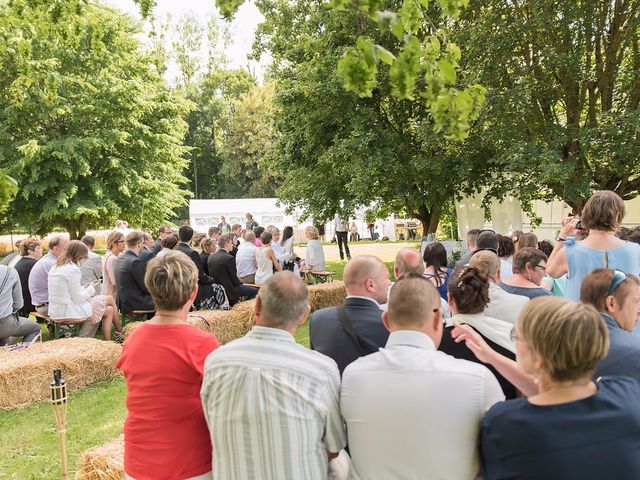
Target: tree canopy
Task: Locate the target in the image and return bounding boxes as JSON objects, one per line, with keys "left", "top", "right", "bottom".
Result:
{"left": 0, "top": 0, "right": 191, "bottom": 238}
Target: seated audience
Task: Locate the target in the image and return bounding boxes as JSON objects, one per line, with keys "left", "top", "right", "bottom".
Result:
{"left": 423, "top": 241, "right": 453, "bottom": 300}
{"left": 118, "top": 252, "right": 219, "bottom": 480}
{"left": 14, "top": 237, "right": 42, "bottom": 317}
{"left": 254, "top": 232, "right": 282, "bottom": 286}
{"left": 102, "top": 231, "right": 125, "bottom": 298}
{"left": 538, "top": 239, "right": 565, "bottom": 295}
{"left": 455, "top": 229, "right": 480, "bottom": 267}
{"left": 342, "top": 274, "right": 504, "bottom": 480}
{"left": 475, "top": 230, "right": 499, "bottom": 254}
{"left": 253, "top": 226, "right": 265, "bottom": 247}
{"left": 266, "top": 226, "right": 290, "bottom": 268}
{"left": 547, "top": 190, "right": 640, "bottom": 300}
{"left": 175, "top": 226, "right": 217, "bottom": 308}
{"left": 155, "top": 234, "right": 177, "bottom": 258}
{"left": 229, "top": 224, "right": 242, "bottom": 257}
{"left": 469, "top": 251, "right": 528, "bottom": 325}
{"left": 303, "top": 226, "right": 326, "bottom": 272}
{"left": 1, "top": 240, "right": 22, "bottom": 266}
{"left": 114, "top": 232, "right": 155, "bottom": 314}
{"left": 201, "top": 271, "right": 346, "bottom": 479}
{"left": 208, "top": 235, "right": 258, "bottom": 306}
{"left": 280, "top": 226, "right": 297, "bottom": 271}
{"left": 235, "top": 231, "right": 258, "bottom": 284}
{"left": 49, "top": 240, "right": 121, "bottom": 340}
{"left": 481, "top": 296, "right": 640, "bottom": 480}
{"left": 499, "top": 247, "right": 552, "bottom": 300}
{"left": 28, "top": 235, "right": 69, "bottom": 317}
{"left": 0, "top": 263, "right": 41, "bottom": 345}
{"left": 581, "top": 269, "right": 640, "bottom": 381}
{"left": 207, "top": 226, "right": 220, "bottom": 242}
{"left": 151, "top": 225, "right": 173, "bottom": 255}
{"left": 139, "top": 232, "right": 155, "bottom": 262}
{"left": 439, "top": 266, "right": 517, "bottom": 398}
{"left": 190, "top": 232, "right": 206, "bottom": 253}
{"left": 200, "top": 238, "right": 216, "bottom": 276}
{"left": 310, "top": 256, "right": 390, "bottom": 374}
{"left": 497, "top": 234, "right": 514, "bottom": 280}
{"left": 79, "top": 235, "right": 102, "bottom": 295}
{"left": 513, "top": 231, "right": 537, "bottom": 253}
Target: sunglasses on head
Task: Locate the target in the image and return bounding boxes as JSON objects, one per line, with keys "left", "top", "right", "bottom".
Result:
{"left": 608, "top": 270, "right": 628, "bottom": 296}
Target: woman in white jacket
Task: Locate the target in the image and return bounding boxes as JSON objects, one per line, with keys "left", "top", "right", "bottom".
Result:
{"left": 48, "top": 240, "right": 122, "bottom": 340}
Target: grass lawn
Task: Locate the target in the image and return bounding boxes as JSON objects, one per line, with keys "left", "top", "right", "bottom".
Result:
{"left": 0, "top": 263, "right": 364, "bottom": 478}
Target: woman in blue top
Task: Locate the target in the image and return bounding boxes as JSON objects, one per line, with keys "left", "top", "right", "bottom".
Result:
{"left": 547, "top": 190, "right": 640, "bottom": 300}
{"left": 481, "top": 296, "right": 640, "bottom": 480}
{"left": 423, "top": 241, "right": 452, "bottom": 300}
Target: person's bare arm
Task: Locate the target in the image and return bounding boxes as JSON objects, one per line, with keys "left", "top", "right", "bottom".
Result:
{"left": 547, "top": 216, "right": 577, "bottom": 277}
{"left": 268, "top": 248, "right": 282, "bottom": 271}
{"left": 451, "top": 323, "right": 537, "bottom": 397}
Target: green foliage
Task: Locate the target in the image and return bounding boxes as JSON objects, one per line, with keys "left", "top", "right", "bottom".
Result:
{"left": 389, "top": 36, "right": 421, "bottom": 99}
{"left": 0, "top": 171, "right": 17, "bottom": 213}
{"left": 458, "top": 0, "right": 640, "bottom": 210}
{"left": 337, "top": 37, "right": 378, "bottom": 97}
{"left": 0, "top": 0, "right": 191, "bottom": 237}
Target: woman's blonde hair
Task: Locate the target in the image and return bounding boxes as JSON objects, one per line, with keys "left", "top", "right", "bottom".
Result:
{"left": 106, "top": 231, "right": 124, "bottom": 250}
{"left": 201, "top": 238, "right": 216, "bottom": 253}
{"left": 305, "top": 226, "right": 319, "bottom": 240}
{"left": 56, "top": 240, "right": 89, "bottom": 266}
{"left": 581, "top": 190, "right": 626, "bottom": 232}
{"left": 516, "top": 297, "right": 609, "bottom": 382}
{"left": 144, "top": 251, "right": 198, "bottom": 311}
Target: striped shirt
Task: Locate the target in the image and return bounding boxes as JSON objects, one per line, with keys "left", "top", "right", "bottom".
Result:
{"left": 200, "top": 326, "right": 346, "bottom": 480}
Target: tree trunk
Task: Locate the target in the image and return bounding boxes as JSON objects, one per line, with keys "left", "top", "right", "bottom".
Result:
{"left": 415, "top": 204, "right": 442, "bottom": 235}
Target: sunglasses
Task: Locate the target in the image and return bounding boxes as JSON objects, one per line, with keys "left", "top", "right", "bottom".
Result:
{"left": 608, "top": 270, "right": 628, "bottom": 295}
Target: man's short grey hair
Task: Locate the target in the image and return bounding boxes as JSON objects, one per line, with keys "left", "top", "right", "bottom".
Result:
{"left": 259, "top": 271, "right": 309, "bottom": 327}
{"left": 217, "top": 234, "right": 232, "bottom": 249}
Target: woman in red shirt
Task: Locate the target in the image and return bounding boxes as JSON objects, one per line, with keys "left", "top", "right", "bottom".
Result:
{"left": 117, "top": 251, "right": 219, "bottom": 480}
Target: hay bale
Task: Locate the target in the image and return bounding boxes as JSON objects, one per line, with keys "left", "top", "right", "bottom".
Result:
{"left": 0, "top": 338, "right": 121, "bottom": 409}
{"left": 75, "top": 434, "right": 124, "bottom": 480}
{"left": 121, "top": 321, "right": 143, "bottom": 340}
{"left": 308, "top": 281, "right": 347, "bottom": 311}
{"left": 191, "top": 310, "right": 253, "bottom": 345}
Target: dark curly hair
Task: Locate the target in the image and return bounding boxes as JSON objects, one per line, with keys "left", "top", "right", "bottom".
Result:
{"left": 447, "top": 266, "right": 490, "bottom": 314}
{"left": 497, "top": 234, "right": 514, "bottom": 259}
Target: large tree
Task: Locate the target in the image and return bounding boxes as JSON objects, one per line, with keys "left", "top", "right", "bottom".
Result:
{"left": 0, "top": 0, "right": 191, "bottom": 238}
{"left": 459, "top": 0, "right": 640, "bottom": 211}
{"left": 255, "top": 0, "right": 489, "bottom": 231}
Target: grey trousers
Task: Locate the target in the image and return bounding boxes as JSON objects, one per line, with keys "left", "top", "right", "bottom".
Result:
{"left": 0, "top": 313, "right": 41, "bottom": 346}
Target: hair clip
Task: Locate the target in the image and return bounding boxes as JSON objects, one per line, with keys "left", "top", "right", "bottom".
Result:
{"left": 457, "top": 281, "right": 463, "bottom": 288}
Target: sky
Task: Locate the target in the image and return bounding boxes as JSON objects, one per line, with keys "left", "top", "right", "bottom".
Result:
{"left": 103, "top": 0, "right": 269, "bottom": 83}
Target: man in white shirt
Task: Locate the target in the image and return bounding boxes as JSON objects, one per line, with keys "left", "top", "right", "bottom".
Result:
{"left": 201, "top": 271, "right": 346, "bottom": 479}
{"left": 341, "top": 274, "right": 504, "bottom": 480}
{"left": 79, "top": 235, "right": 102, "bottom": 294}
{"left": 469, "top": 250, "right": 529, "bottom": 324}
{"left": 235, "top": 231, "right": 258, "bottom": 284}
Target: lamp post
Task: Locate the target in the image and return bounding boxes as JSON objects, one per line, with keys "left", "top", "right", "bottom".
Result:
{"left": 50, "top": 369, "right": 69, "bottom": 480}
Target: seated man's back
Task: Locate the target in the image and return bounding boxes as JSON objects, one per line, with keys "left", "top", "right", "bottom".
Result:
{"left": 114, "top": 233, "right": 154, "bottom": 313}
{"left": 341, "top": 274, "right": 504, "bottom": 480}
{"left": 310, "top": 256, "right": 390, "bottom": 374}
{"left": 201, "top": 272, "right": 346, "bottom": 480}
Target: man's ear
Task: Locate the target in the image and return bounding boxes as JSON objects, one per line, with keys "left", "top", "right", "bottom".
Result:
{"left": 299, "top": 304, "right": 311, "bottom": 325}
{"left": 432, "top": 306, "right": 443, "bottom": 333}
{"left": 381, "top": 310, "right": 391, "bottom": 332}
{"left": 254, "top": 295, "right": 262, "bottom": 323}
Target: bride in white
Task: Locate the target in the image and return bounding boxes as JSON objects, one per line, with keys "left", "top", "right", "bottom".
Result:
{"left": 254, "top": 232, "right": 283, "bottom": 285}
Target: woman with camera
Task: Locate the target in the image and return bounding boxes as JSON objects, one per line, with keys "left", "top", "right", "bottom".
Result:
{"left": 546, "top": 190, "right": 640, "bottom": 300}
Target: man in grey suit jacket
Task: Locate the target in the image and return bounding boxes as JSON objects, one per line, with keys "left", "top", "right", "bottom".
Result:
{"left": 310, "top": 256, "right": 391, "bottom": 374}
{"left": 80, "top": 235, "right": 103, "bottom": 295}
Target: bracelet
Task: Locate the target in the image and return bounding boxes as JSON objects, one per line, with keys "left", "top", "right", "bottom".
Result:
{"left": 556, "top": 237, "right": 566, "bottom": 242}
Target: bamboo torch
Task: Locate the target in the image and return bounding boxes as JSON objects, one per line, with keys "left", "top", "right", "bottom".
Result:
{"left": 50, "top": 369, "right": 69, "bottom": 480}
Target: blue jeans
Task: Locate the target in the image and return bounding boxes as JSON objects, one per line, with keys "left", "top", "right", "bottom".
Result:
{"left": 231, "top": 285, "right": 258, "bottom": 306}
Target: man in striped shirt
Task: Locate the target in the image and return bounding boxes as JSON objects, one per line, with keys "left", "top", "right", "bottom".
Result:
{"left": 201, "top": 271, "right": 346, "bottom": 480}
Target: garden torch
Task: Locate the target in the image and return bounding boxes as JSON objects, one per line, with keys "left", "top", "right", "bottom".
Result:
{"left": 50, "top": 369, "right": 69, "bottom": 480}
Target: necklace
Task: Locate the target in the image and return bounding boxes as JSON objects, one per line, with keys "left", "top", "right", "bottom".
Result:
{"left": 151, "top": 314, "right": 187, "bottom": 325}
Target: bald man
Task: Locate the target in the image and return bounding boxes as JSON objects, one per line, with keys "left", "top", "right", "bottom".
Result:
{"left": 341, "top": 275, "right": 504, "bottom": 480}
{"left": 310, "top": 255, "right": 391, "bottom": 374}
{"left": 385, "top": 248, "right": 452, "bottom": 319}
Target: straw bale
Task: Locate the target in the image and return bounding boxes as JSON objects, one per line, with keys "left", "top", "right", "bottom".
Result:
{"left": 75, "top": 434, "right": 124, "bottom": 480}
{"left": 0, "top": 338, "right": 121, "bottom": 409}
{"left": 308, "top": 281, "right": 347, "bottom": 311}
{"left": 121, "top": 321, "right": 144, "bottom": 340}
{"left": 190, "top": 310, "right": 253, "bottom": 344}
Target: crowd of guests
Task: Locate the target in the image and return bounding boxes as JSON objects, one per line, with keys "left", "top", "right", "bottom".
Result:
{"left": 0, "top": 212, "right": 331, "bottom": 344}
{"left": 112, "top": 190, "right": 640, "bottom": 480}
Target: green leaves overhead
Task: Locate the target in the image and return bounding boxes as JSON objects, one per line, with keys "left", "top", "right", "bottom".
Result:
{"left": 337, "top": 37, "right": 378, "bottom": 97}
{"left": 389, "top": 37, "right": 421, "bottom": 99}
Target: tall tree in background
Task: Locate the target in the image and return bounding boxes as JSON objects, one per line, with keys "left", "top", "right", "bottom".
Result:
{"left": 0, "top": 0, "right": 191, "bottom": 238}
{"left": 255, "top": 0, "right": 489, "bottom": 231}
{"left": 219, "top": 83, "right": 278, "bottom": 197}
{"left": 460, "top": 0, "right": 640, "bottom": 212}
